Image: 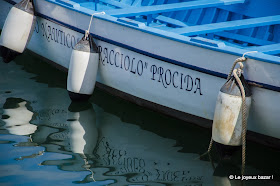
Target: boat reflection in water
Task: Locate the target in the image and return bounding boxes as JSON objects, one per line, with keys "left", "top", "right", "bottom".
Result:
{"left": 213, "top": 160, "right": 243, "bottom": 186}
{"left": 1, "top": 52, "right": 280, "bottom": 186}
{"left": 93, "top": 108, "right": 215, "bottom": 186}
{"left": 40, "top": 102, "right": 98, "bottom": 177}
{"left": 0, "top": 89, "right": 270, "bottom": 186}
{"left": 0, "top": 94, "right": 254, "bottom": 185}
{"left": 31, "top": 100, "right": 113, "bottom": 185}
{"left": 26, "top": 97, "right": 214, "bottom": 185}
{"left": 0, "top": 98, "right": 37, "bottom": 136}
{"left": 0, "top": 91, "right": 276, "bottom": 186}
{"left": 0, "top": 60, "right": 256, "bottom": 185}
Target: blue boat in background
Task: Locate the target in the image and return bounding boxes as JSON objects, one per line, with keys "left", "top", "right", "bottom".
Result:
{"left": 0, "top": 0, "right": 280, "bottom": 148}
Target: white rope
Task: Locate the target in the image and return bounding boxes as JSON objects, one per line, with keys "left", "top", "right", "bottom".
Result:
{"left": 242, "top": 51, "right": 258, "bottom": 58}
{"left": 85, "top": 11, "right": 105, "bottom": 38}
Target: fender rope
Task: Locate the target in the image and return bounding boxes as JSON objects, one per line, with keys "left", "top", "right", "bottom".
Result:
{"left": 232, "top": 69, "right": 247, "bottom": 175}
{"left": 85, "top": 11, "right": 105, "bottom": 38}
{"left": 200, "top": 51, "right": 257, "bottom": 175}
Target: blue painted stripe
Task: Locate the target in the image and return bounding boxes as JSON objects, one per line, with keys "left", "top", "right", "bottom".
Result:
{"left": 154, "top": 15, "right": 187, "bottom": 27}
{"left": 48, "top": 0, "right": 280, "bottom": 65}
{"left": 31, "top": 13, "right": 280, "bottom": 92}
{"left": 214, "top": 31, "right": 275, "bottom": 46}
{"left": 55, "top": 0, "right": 79, "bottom": 8}
{"left": 34, "top": 13, "right": 229, "bottom": 79}
{"left": 99, "top": 0, "right": 130, "bottom": 8}
{"left": 250, "top": 43, "right": 280, "bottom": 55}
{"left": 11, "top": 0, "right": 279, "bottom": 66}
{"left": 106, "top": 0, "right": 244, "bottom": 17}
{"left": 174, "top": 15, "right": 280, "bottom": 36}
{"left": 2, "top": 0, "right": 280, "bottom": 92}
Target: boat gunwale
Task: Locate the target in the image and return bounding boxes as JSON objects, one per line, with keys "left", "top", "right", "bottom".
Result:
{"left": 5, "top": 0, "right": 280, "bottom": 63}
{"left": 38, "top": 0, "right": 280, "bottom": 64}
{"left": 1, "top": 0, "right": 279, "bottom": 151}
{"left": 2, "top": 0, "right": 280, "bottom": 92}
{"left": 27, "top": 12, "right": 280, "bottom": 93}
{"left": 105, "top": 0, "right": 246, "bottom": 17}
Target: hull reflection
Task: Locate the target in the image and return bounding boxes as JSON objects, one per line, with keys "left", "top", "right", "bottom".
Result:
{"left": 0, "top": 98, "right": 37, "bottom": 136}
{"left": 30, "top": 100, "right": 214, "bottom": 185}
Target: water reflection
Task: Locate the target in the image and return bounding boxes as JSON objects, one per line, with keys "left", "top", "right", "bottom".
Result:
{"left": 213, "top": 159, "right": 243, "bottom": 186}
{"left": 1, "top": 53, "right": 280, "bottom": 185}
{"left": 66, "top": 102, "right": 98, "bottom": 155}
{"left": 35, "top": 102, "right": 99, "bottom": 183}
{"left": 29, "top": 100, "right": 214, "bottom": 185}
{"left": 0, "top": 92, "right": 215, "bottom": 185}
{"left": 0, "top": 98, "right": 37, "bottom": 136}
{"left": 91, "top": 107, "right": 214, "bottom": 185}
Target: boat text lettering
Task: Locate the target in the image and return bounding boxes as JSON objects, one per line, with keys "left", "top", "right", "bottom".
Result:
{"left": 150, "top": 64, "right": 203, "bottom": 95}
{"left": 35, "top": 20, "right": 79, "bottom": 49}
{"left": 98, "top": 46, "right": 148, "bottom": 77}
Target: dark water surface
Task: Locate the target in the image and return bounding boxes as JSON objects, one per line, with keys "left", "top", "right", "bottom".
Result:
{"left": 0, "top": 52, "right": 280, "bottom": 186}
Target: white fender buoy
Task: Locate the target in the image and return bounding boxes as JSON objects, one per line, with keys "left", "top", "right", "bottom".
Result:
{"left": 212, "top": 74, "right": 251, "bottom": 157}
{"left": 0, "top": 0, "right": 36, "bottom": 63}
{"left": 67, "top": 35, "right": 99, "bottom": 101}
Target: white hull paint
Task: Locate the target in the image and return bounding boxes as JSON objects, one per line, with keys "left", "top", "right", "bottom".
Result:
{"left": 1, "top": 0, "right": 280, "bottom": 142}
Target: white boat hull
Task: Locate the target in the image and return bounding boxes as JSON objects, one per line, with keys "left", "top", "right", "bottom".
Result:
{"left": 1, "top": 0, "right": 280, "bottom": 144}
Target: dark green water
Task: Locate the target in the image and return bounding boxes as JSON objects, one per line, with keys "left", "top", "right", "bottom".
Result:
{"left": 0, "top": 52, "right": 280, "bottom": 186}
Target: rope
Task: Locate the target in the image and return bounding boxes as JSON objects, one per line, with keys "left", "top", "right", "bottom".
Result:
{"left": 200, "top": 138, "right": 213, "bottom": 158}
{"left": 201, "top": 64, "right": 246, "bottom": 163}
{"left": 233, "top": 69, "right": 247, "bottom": 175}
{"left": 200, "top": 51, "right": 257, "bottom": 173}
{"left": 83, "top": 158, "right": 96, "bottom": 182}
{"left": 85, "top": 11, "right": 105, "bottom": 38}
{"left": 227, "top": 58, "right": 246, "bottom": 80}
{"left": 227, "top": 51, "right": 258, "bottom": 80}
{"left": 227, "top": 52, "right": 258, "bottom": 175}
